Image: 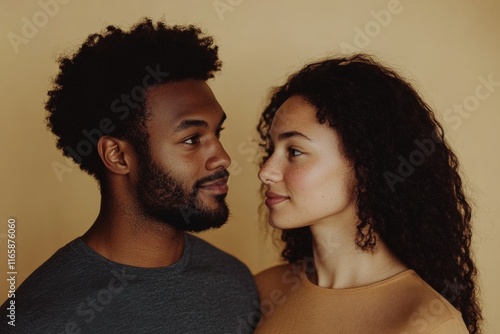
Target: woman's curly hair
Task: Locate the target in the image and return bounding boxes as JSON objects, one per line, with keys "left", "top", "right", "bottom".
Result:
{"left": 257, "top": 54, "right": 481, "bottom": 333}
{"left": 46, "top": 18, "right": 221, "bottom": 183}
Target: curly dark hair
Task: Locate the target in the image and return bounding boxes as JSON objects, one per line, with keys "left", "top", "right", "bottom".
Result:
{"left": 46, "top": 18, "right": 221, "bottom": 183}
{"left": 257, "top": 54, "right": 482, "bottom": 333}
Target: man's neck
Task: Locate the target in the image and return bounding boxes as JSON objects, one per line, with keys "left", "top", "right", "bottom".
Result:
{"left": 81, "top": 201, "right": 186, "bottom": 268}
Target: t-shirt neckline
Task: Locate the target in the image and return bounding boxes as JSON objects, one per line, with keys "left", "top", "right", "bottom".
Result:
{"left": 300, "top": 268, "right": 416, "bottom": 294}
{"left": 69, "top": 234, "right": 192, "bottom": 277}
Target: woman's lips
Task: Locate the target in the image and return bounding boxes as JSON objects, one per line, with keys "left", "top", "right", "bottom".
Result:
{"left": 265, "top": 191, "right": 289, "bottom": 207}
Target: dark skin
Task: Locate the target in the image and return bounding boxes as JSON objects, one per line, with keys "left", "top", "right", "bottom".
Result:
{"left": 82, "top": 80, "right": 231, "bottom": 268}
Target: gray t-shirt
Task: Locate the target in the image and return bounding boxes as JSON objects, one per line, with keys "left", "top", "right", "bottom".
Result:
{"left": 0, "top": 234, "right": 260, "bottom": 333}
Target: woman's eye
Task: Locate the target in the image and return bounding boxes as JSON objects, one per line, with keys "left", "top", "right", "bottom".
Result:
{"left": 289, "top": 148, "right": 303, "bottom": 157}
{"left": 183, "top": 136, "right": 200, "bottom": 145}
{"left": 216, "top": 127, "right": 225, "bottom": 139}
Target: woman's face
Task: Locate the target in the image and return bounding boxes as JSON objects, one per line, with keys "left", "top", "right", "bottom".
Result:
{"left": 258, "top": 95, "right": 358, "bottom": 230}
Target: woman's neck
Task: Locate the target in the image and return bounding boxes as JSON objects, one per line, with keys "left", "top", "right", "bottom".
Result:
{"left": 308, "top": 223, "right": 408, "bottom": 289}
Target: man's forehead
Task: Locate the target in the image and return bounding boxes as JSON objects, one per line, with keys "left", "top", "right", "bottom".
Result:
{"left": 147, "top": 79, "right": 213, "bottom": 106}
{"left": 146, "top": 80, "right": 221, "bottom": 119}
{"left": 144, "top": 80, "right": 224, "bottom": 134}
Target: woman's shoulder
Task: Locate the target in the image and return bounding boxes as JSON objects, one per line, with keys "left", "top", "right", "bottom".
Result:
{"left": 255, "top": 263, "right": 294, "bottom": 280}
{"left": 254, "top": 263, "right": 303, "bottom": 302}
{"left": 392, "top": 271, "right": 469, "bottom": 333}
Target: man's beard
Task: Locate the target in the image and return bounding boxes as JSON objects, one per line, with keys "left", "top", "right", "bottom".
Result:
{"left": 135, "top": 153, "right": 230, "bottom": 232}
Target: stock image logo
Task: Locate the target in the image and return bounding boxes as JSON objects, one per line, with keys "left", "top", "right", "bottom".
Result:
{"left": 7, "top": 0, "right": 72, "bottom": 54}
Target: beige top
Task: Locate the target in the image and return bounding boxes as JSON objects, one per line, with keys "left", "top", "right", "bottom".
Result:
{"left": 254, "top": 264, "right": 469, "bottom": 334}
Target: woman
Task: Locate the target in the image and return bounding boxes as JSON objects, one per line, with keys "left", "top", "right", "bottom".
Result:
{"left": 254, "top": 54, "right": 481, "bottom": 333}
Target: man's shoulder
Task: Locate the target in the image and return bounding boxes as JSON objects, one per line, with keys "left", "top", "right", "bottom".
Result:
{"left": 16, "top": 239, "right": 82, "bottom": 289}
{"left": 186, "top": 233, "right": 257, "bottom": 288}
{"left": 184, "top": 234, "right": 259, "bottom": 312}
{"left": 0, "top": 239, "right": 86, "bottom": 331}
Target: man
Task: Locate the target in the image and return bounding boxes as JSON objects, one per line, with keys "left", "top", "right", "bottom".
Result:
{"left": 1, "top": 18, "right": 258, "bottom": 333}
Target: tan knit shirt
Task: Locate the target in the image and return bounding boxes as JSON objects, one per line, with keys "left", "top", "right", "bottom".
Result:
{"left": 254, "top": 264, "right": 469, "bottom": 334}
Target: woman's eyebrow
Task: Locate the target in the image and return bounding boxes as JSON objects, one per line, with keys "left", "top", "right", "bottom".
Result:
{"left": 277, "top": 130, "right": 311, "bottom": 142}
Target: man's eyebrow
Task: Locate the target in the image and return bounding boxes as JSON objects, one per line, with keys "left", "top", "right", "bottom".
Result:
{"left": 173, "top": 112, "right": 227, "bottom": 133}
{"left": 174, "top": 119, "right": 208, "bottom": 133}
{"left": 277, "top": 131, "right": 311, "bottom": 141}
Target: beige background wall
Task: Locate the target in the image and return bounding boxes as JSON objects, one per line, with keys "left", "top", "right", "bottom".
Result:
{"left": 1, "top": 0, "right": 499, "bottom": 331}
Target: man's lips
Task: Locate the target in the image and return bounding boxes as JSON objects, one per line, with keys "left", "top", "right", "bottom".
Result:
{"left": 199, "top": 177, "right": 229, "bottom": 194}
{"left": 265, "top": 191, "right": 289, "bottom": 207}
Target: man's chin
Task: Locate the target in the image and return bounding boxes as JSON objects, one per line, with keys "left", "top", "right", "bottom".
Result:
{"left": 147, "top": 203, "right": 229, "bottom": 232}
{"left": 198, "top": 191, "right": 228, "bottom": 205}
{"left": 182, "top": 219, "right": 227, "bottom": 233}
{"left": 185, "top": 204, "right": 229, "bottom": 232}
{"left": 176, "top": 212, "right": 229, "bottom": 232}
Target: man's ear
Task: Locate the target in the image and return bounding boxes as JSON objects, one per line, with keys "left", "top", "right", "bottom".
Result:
{"left": 97, "top": 136, "right": 135, "bottom": 175}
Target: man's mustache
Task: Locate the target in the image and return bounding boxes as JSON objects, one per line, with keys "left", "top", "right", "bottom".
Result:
{"left": 195, "top": 170, "right": 230, "bottom": 188}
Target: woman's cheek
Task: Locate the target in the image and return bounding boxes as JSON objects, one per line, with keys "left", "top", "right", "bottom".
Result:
{"left": 286, "top": 163, "right": 326, "bottom": 195}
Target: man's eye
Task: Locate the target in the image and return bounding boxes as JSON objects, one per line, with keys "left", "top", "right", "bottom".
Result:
{"left": 183, "top": 136, "right": 200, "bottom": 145}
